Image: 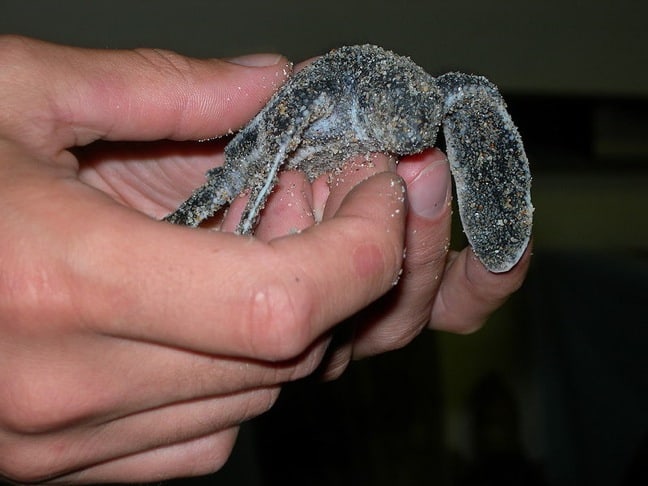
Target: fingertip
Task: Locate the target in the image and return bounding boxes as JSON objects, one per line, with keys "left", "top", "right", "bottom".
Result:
{"left": 323, "top": 153, "right": 397, "bottom": 219}
{"left": 334, "top": 170, "right": 407, "bottom": 237}
{"left": 398, "top": 148, "right": 452, "bottom": 221}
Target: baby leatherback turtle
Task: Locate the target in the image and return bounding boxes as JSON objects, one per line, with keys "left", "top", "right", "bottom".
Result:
{"left": 164, "top": 44, "right": 533, "bottom": 273}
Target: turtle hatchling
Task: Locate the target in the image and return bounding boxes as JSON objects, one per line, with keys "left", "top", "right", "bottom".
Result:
{"left": 164, "top": 44, "right": 533, "bottom": 273}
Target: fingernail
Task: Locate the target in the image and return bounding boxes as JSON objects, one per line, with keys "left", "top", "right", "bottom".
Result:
{"left": 407, "top": 158, "right": 451, "bottom": 219}
{"left": 225, "top": 53, "right": 283, "bottom": 67}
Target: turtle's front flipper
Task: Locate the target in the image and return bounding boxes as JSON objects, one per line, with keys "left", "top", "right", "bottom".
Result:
{"left": 234, "top": 91, "right": 334, "bottom": 235}
{"left": 437, "top": 73, "right": 533, "bottom": 273}
{"left": 163, "top": 166, "right": 238, "bottom": 227}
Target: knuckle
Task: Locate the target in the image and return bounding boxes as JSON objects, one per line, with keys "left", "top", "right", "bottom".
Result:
{"left": 133, "top": 47, "right": 196, "bottom": 82}
{"left": 244, "top": 267, "right": 316, "bottom": 362}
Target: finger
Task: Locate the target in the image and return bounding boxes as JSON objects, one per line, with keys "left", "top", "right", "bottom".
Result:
{"left": 0, "top": 333, "right": 329, "bottom": 434}
{"left": 4, "top": 390, "right": 271, "bottom": 483}
{"left": 350, "top": 149, "right": 453, "bottom": 358}
{"left": 429, "top": 241, "right": 533, "bottom": 334}
{"left": 52, "top": 430, "right": 239, "bottom": 484}
{"left": 63, "top": 172, "right": 406, "bottom": 362}
{"left": 315, "top": 152, "right": 399, "bottom": 372}
{"left": 0, "top": 36, "right": 291, "bottom": 152}
{"left": 321, "top": 153, "right": 397, "bottom": 218}
{"left": 223, "top": 170, "right": 316, "bottom": 239}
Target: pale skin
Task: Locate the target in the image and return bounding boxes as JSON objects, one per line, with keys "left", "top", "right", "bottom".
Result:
{"left": 0, "top": 36, "right": 531, "bottom": 483}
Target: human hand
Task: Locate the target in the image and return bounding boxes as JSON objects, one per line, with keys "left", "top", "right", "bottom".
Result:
{"left": 0, "top": 37, "right": 409, "bottom": 483}
{"left": 0, "top": 36, "right": 530, "bottom": 483}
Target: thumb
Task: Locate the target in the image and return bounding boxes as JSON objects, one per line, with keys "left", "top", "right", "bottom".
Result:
{"left": 70, "top": 170, "right": 408, "bottom": 361}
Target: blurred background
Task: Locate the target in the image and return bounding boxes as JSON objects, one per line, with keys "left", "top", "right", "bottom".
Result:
{"left": 2, "top": 1, "right": 646, "bottom": 485}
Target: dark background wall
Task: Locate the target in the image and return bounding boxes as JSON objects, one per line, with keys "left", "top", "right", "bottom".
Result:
{"left": 2, "top": 0, "right": 647, "bottom": 97}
